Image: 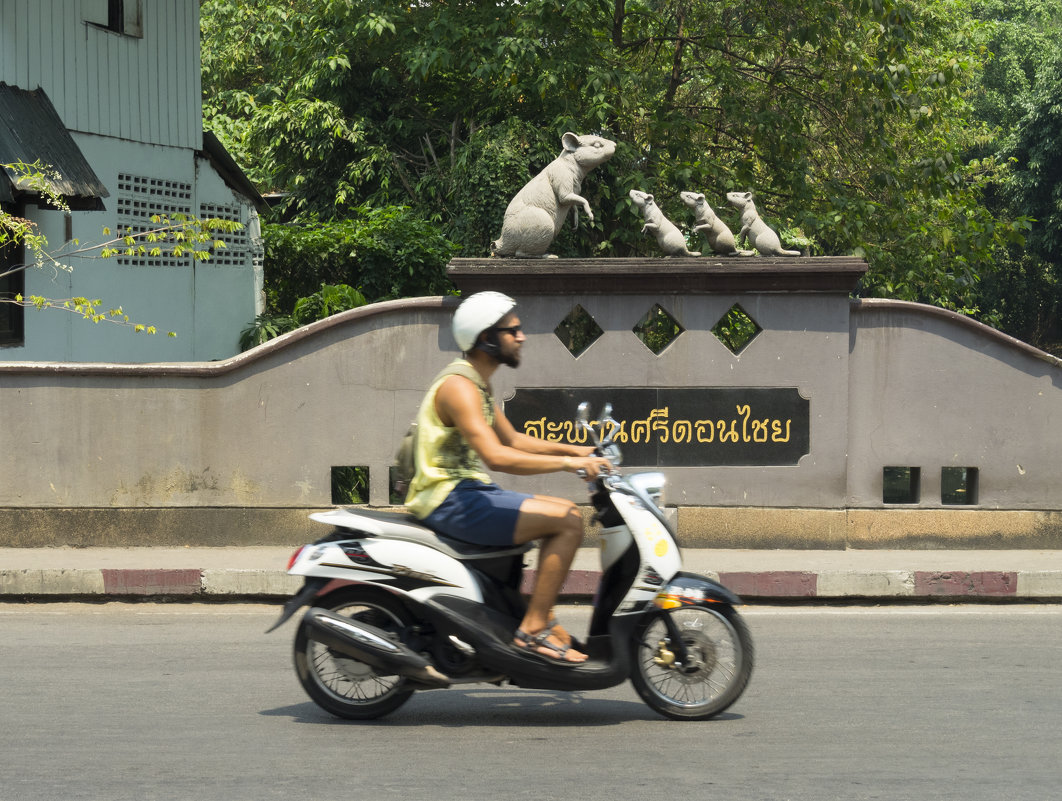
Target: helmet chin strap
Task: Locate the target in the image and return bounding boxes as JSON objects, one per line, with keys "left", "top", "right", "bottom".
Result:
{"left": 473, "top": 327, "right": 500, "bottom": 357}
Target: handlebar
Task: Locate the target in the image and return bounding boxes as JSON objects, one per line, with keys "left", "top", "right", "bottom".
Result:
{"left": 575, "top": 401, "right": 623, "bottom": 474}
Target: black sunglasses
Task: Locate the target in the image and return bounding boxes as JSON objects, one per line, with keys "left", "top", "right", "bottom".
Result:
{"left": 491, "top": 325, "right": 523, "bottom": 337}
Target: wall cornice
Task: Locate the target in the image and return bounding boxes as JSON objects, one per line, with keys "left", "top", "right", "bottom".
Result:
{"left": 448, "top": 256, "right": 868, "bottom": 295}
{"left": 0, "top": 296, "right": 456, "bottom": 377}
{"left": 852, "top": 298, "right": 1062, "bottom": 370}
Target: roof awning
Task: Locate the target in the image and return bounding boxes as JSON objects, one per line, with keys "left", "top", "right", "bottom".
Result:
{"left": 199, "top": 131, "right": 265, "bottom": 211}
{"left": 0, "top": 83, "right": 109, "bottom": 210}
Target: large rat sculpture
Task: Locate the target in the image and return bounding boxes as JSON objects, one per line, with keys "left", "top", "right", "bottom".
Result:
{"left": 491, "top": 132, "right": 616, "bottom": 258}
{"left": 629, "top": 190, "right": 700, "bottom": 257}
{"left": 725, "top": 191, "right": 801, "bottom": 257}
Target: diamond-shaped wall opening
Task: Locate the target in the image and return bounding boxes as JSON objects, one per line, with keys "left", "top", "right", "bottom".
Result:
{"left": 554, "top": 304, "right": 604, "bottom": 357}
{"left": 633, "top": 304, "right": 684, "bottom": 355}
{"left": 712, "top": 304, "right": 762, "bottom": 355}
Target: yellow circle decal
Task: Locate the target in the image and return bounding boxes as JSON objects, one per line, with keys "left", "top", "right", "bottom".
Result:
{"left": 654, "top": 539, "right": 669, "bottom": 558}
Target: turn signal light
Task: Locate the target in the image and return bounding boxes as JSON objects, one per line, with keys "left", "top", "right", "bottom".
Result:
{"left": 654, "top": 593, "right": 683, "bottom": 610}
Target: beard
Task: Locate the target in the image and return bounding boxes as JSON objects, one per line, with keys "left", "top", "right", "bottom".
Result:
{"left": 478, "top": 329, "right": 521, "bottom": 367}
{"left": 497, "top": 348, "right": 520, "bottom": 368}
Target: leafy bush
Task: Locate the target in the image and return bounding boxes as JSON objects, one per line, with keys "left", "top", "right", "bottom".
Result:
{"left": 262, "top": 205, "right": 457, "bottom": 314}
{"left": 239, "top": 283, "right": 368, "bottom": 350}
{"left": 291, "top": 283, "right": 367, "bottom": 326}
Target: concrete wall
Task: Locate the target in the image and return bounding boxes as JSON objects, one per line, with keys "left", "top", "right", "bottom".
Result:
{"left": 2, "top": 259, "right": 1061, "bottom": 548}
{"left": 845, "top": 299, "right": 1062, "bottom": 548}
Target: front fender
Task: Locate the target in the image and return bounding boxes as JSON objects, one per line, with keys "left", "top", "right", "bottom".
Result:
{"left": 654, "top": 571, "right": 743, "bottom": 609}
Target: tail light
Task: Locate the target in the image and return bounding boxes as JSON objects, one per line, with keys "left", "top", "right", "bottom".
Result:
{"left": 286, "top": 546, "right": 306, "bottom": 571}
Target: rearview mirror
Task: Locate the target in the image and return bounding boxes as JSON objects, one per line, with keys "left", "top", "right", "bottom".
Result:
{"left": 577, "top": 401, "right": 590, "bottom": 425}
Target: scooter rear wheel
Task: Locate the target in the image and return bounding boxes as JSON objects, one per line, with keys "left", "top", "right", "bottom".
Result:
{"left": 294, "top": 588, "right": 416, "bottom": 720}
{"left": 630, "top": 604, "right": 753, "bottom": 720}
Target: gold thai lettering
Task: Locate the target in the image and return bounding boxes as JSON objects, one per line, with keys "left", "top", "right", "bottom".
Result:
{"left": 695, "top": 420, "right": 715, "bottom": 443}
{"left": 545, "top": 420, "right": 571, "bottom": 441}
{"left": 568, "top": 422, "right": 589, "bottom": 444}
{"left": 717, "top": 419, "right": 739, "bottom": 442}
{"left": 672, "top": 419, "right": 693, "bottom": 443}
{"left": 771, "top": 419, "right": 791, "bottom": 443}
{"left": 652, "top": 408, "right": 671, "bottom": 444}
{"left": 523, "top": 417, "right": 547, "bottom": 439}
{"left": 737, "top": 405, "right": 751, "bottom": 442}
{"left": 751, "top": 419, "right": 769, "bottom": 443}
{"left": 631, "top": 408, "right": 669, "bottom": 444}
{"left": 521, "top": 405, "right": 795, "bottom": 448}
{"left": 604, "top": 419, "right": 628, "bottom": 443}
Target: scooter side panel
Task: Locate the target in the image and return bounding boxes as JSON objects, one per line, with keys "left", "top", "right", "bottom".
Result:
{"left": 288, "top": 540, "right": 483, "bottom": 602}
{"left": 612, "top": 494, "right": 682, "bottom": 575}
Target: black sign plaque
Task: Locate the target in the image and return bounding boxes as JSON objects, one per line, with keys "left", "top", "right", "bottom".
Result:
{"left": 504, "top": 388, "right": 809, "bottom": 466}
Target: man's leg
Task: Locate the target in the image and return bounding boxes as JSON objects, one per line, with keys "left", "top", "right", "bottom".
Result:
{"left": 511, "top": 495, "right": 587, "bottom": 663}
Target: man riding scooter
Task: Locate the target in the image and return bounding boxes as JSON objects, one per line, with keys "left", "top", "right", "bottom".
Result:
{"left": 403, "top": 291, "right": 612, "bottom": 664}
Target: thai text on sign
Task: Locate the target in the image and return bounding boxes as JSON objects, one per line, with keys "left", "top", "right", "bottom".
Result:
{"left": 504, "top": 387, "right": 809, "bottom": 466}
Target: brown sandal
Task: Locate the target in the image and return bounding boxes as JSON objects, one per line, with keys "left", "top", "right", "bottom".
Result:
{"left": 513, "top": 626, "right": 585, "bottom": 666}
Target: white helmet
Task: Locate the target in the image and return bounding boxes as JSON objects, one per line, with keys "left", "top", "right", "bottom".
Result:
{"left": 452, "top": 291, "right": 517, "bottom": 352}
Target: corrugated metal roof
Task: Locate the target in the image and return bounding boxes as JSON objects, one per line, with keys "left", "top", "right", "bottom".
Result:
{"left": 0, "top": 83, "right": 109, "bottom": 210}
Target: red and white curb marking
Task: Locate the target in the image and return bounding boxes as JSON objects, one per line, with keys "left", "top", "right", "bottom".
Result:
{"left": 3, "top": 566, "right": 1046, "bottom": 599}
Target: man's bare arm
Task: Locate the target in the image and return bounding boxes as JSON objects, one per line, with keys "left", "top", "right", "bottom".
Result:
{"left": 436, "top": 377, "right": 602, "bottom": 476}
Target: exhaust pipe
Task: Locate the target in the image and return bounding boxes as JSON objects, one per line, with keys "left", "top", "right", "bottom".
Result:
{"left": 300, "top": 608, "right": 450, "bottom": 688}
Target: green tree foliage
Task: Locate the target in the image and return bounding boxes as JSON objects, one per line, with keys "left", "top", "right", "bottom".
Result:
{"left": 982, "top": 60, "right": 1062, "bottom": 349}
{"left": 237, "top": 203, "right": 458, "bottom": 350}
{"left": 963, "top": 0, "right": 1062, "bottom": 348}
{"left": 969, "top": 0, "right": 1061, "bottom": 137}
{"left": 201, "top": 0, "right": 1029, "bottom": 315}
{"left": 239, "top": 283, "right": 369, "bottom": 350}
{"left": 261, "top": 205, "right": 457, "bottom": 314}
{"left": 1006, "top": 64, "right": 1062, "bottom": 264}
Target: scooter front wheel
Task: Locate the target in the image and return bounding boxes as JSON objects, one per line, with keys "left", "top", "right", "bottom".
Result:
{"left": 293, "top": 588, "right": 416, "bottom": 720}
{"left": 630, "top": 604, "right": 753, "bottom": 720}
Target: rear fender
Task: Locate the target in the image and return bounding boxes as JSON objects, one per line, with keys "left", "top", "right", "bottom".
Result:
{"left": 265, "top": 577, "right": 353, "bottom": 633}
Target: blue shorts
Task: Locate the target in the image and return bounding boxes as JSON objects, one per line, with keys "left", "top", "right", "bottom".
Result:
{"left": 422, "top": 480, "right": 532, "bottom": 546}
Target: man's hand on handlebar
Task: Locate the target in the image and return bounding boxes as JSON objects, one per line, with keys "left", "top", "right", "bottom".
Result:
{"left": 565, "top": 454, "right": 613, "bottom": 481}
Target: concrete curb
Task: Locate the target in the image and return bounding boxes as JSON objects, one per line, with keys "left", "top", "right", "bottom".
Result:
{"left": 4, "top": 566, "right": 1062, "bottom": 601}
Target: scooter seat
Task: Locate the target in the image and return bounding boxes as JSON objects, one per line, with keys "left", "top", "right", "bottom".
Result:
{"left": 317, "top": 506, "right": 532, "bottom": 561}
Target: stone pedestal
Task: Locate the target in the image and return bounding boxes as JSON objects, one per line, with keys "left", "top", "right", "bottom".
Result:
{"left": 447, "top": 256, "right": 867, "bottom": 295}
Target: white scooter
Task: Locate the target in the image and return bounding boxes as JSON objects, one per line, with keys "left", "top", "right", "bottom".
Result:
{"left": 269, "top": 403, "right": 753, "bottom": 720}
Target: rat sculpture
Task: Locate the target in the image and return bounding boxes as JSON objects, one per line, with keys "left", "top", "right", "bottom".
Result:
{"left": 491, "top": 132, "right": 616, "bottom": 258}
{"left": 629, "top": 190, "right": 700, "bottom": 257}
{"left": 725, "top": 191, "right": 801, "bottom": 257}
{"left": 680, "top": 191, "right": 752, "bottom": 256}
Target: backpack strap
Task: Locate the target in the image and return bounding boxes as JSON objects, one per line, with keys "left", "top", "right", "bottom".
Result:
{"left": 432, "top": 359, "right": 492, "bottom": 405}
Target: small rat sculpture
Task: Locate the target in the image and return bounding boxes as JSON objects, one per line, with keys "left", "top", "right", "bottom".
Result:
{"left": 680, "top": 191, "right": 751, "bottom": 256}
{"left": 725, "top": 191, "right": 801, "bottom": 257}
{"left": 491, "top": 132, "right": 616, "bottom": 258}
{"left": 629, "top": 190, "right": 700, "bottom": 257}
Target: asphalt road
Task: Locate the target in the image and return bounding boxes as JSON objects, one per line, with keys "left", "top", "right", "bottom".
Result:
{"left": 1, "top": 603, "right": 1060, "bottom": 801}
